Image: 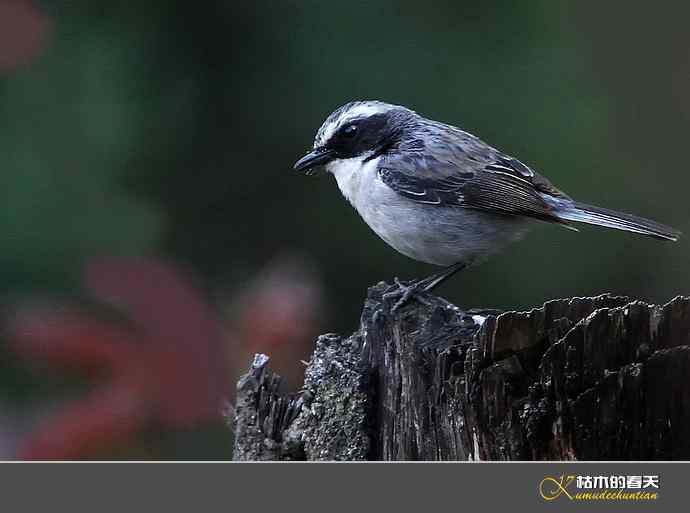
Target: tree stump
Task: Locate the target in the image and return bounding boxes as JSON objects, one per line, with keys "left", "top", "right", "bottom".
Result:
{"left": 231, "top": 282, "right": 690, "bottom": 461}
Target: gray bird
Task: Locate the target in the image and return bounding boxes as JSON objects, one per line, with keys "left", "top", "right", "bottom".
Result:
{"left": 294, "top": 101, "right": 680, "bottom": 310}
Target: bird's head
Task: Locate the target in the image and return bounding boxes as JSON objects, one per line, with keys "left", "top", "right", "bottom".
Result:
{"left": 293, "top": 100, "right": 413, "bottom": 176}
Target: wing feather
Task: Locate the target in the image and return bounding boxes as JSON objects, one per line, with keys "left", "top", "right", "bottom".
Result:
{"left": 378, "top": 149, "right": 570, "bottom": 225}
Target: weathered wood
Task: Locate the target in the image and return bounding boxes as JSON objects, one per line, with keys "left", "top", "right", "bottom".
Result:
{"left": 232, "top": 335, "right": 370, "bottom": 461}
{"left": 231, "top": 282, "right": 690, "bottom": 460}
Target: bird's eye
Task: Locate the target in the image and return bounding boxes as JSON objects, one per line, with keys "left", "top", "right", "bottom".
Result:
{"left": 342, "top": 124, "right": 358, "bottom": 138}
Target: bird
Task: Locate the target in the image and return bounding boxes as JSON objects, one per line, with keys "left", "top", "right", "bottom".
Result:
{"left": 293, "top": 100, "right": 680, "bottom": 311}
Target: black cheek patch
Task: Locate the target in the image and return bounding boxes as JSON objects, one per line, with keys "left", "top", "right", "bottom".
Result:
{"left": 355, "top": 114, "right": 390, "bottom": 149}
{"left": 330, "top": 113, "right": 393, "bottom": 159}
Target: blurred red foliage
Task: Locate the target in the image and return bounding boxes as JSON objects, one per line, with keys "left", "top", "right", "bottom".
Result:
{"left": 232, "top": 256, "right": 323, "bottom": 352}
{"left": 225, "top": 255, "right": 324, "bottom": 387}
{"left": 8, "top": 259, "right": 229, "bottom": 459}
{"left": 6, "top": 254, "right": 326, "bottom": 459}
{"left": 0, "top": 0, "right": 50, "bottom": 72}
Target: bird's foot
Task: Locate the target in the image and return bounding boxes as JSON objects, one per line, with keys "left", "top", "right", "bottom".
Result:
{"left": 383, "top": 277, "right": 432, "bottom": 313}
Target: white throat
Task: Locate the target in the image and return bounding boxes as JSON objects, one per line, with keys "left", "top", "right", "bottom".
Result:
{"left": 327, "top": 155, "right": 380, "bottom": 207}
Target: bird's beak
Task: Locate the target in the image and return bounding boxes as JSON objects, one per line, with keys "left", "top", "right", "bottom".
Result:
{"left": 293, "top": 147, "right": 335, "bottom": 175}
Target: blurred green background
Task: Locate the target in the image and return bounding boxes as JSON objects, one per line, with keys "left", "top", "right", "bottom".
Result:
{"left": 0, "top": 0, "right": 688, "bottom": 459}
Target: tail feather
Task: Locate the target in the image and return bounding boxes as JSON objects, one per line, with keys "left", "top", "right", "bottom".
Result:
{"left": 555, "top": 201, "right": 681, "bottom": 242}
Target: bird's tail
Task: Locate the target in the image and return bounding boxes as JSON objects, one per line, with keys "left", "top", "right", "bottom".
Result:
{"left": 555, "top": 201, "right": 680, "bottom": 242}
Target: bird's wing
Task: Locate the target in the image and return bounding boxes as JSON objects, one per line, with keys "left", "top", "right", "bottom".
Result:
{"left": 378, "top": 149, "right": 571, "bottom": 224}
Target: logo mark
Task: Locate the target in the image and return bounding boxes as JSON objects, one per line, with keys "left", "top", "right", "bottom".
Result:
{"left": 539, "top": 475, "right": 575, "bottom": 501}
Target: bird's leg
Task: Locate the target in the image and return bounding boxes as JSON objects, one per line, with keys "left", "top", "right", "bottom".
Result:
{"left": 419, "top": 261, "right": 467, "bottom": 292}
{"left": 384, "top": 262, "right": 466, "bottom": 313}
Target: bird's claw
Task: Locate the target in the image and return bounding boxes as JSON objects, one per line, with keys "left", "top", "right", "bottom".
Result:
{"left": 383, "top": 277, "right": 431, "bottom": 313}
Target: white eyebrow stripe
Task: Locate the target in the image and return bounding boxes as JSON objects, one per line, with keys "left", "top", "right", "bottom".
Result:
{"left": 344, "top": 103, "right": 390, "bottom": 119}
{"left": 314, "top": 102, "right": 393, "bottom": 148}
{"left": 315, "top": 123, "right": 338, "bottom": 148}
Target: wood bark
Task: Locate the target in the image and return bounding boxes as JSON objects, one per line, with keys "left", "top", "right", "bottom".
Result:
{"left": 231, "top": 282, "right": 690, "bottom": 461}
